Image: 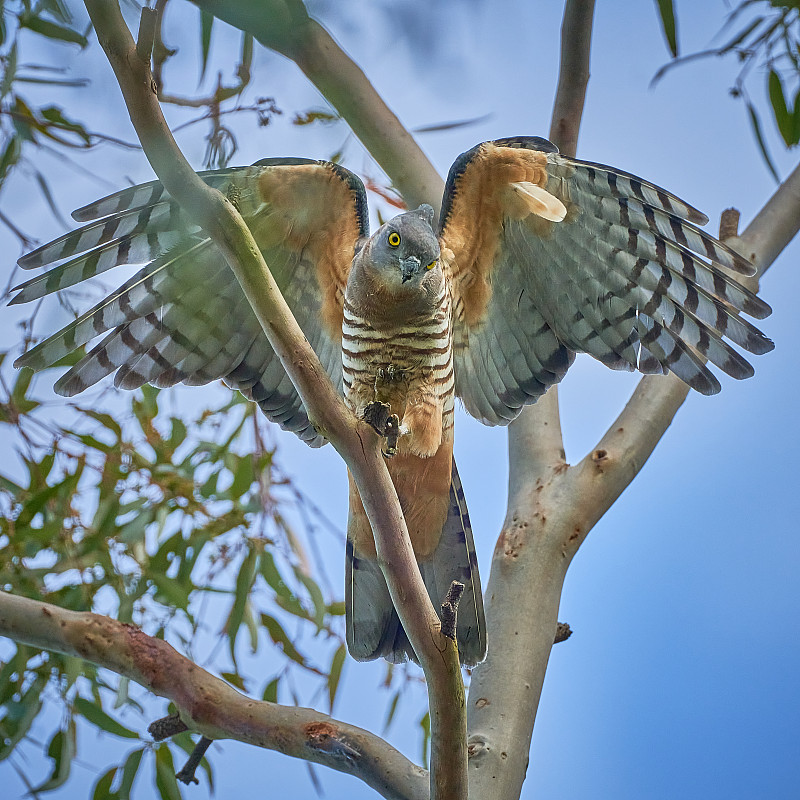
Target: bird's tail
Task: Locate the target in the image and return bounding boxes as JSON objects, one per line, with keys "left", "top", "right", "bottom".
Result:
{"left": 345, "top": 459, "right": 487, "bottom": 667}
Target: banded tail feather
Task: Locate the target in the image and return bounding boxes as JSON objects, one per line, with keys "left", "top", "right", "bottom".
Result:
{"left": 345, "top": 460, "right": 486, "bottom": 666}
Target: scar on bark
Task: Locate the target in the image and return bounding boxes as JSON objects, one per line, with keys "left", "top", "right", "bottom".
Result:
{"left": 441, "top": 580, "right": 465, "bottom": 641}
{"left": 149, "top": 713, "right": 213, "bottom": 785}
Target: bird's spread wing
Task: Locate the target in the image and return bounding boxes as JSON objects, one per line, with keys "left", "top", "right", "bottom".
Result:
{"left": 438, "top": 137, "right": 773, "bottom": 425}
{"left": 12, "top": 158, "right": 368, "bottom": 446}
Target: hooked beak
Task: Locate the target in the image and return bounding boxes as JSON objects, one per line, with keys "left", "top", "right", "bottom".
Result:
{"left": 400, "top": 256, "right": 421, "bottom": 283}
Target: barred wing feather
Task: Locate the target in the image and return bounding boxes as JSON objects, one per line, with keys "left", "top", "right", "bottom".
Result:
{"left": 12, "top": 159, "right": 369, "bottom": 447}
{"left": 439, "top": 137, "right": 773, "bottom": 425}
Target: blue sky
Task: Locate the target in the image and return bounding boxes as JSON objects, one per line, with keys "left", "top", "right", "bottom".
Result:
{"left": 2, "top": 1, "right": 799, "bottom": 798}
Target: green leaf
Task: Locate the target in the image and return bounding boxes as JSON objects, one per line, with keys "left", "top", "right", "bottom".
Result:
{"left": 655, "top": 0, "right": 678, "bottom": 57}
{"left": 118, "top": 508, "right": 153, "bottom": 546}
{"left": 240, "top": 31, "right": 253, "bottom": 72}
{"left": 243, "top": 599, "right": 259, "bottom": 653}
{"left": 35, "top": 168, "right": 69, "bottom": 227}
{"left": 11, "top": 366, "right": 34, "bottom": 407}
{"left": 150, "top": 572, "right": 191, "bottom": 611}
{"left": 40, "top": 0, "right": 74, "bottom": 25}
{"left": 91, "top": 766, "right": 118, "bottom": 800}
{"left": 168, "top": 417, "right": 187, "bottom": 452}
{"left": 220, "top": 671, "right": 246, "bottom": 690}
{"left": 30, "top": 718, "right": 76, "bottom": 792}
{"left": 227, "top": 546, "right": 259, "bottom": 659}
{"left": 15, "top": 481, "right": 62, "bottom": 528}
{"left": 40, "top": 105, "right": 91, "bottom": 144}
{"left": 296, "top": 569, "right": 325, "bottom": 630}
{"left": 327, "top": 644, "right": 346, "bottom": 712}
{"left": 155, "top": 746, "right": 183, "bottom": 800}
{"left": 746, "top": 100, "right": 781, "bottom": 181}
{"left": 792, "top": 87, "right": 800, "bottom": 145}
{"left": 0, "top": 472, "right": 24, "bottom": 494}
{"left": 0, "top": 672, "right": 46, "bottom": 760}
{"left": 117, "top": 748, "right": 145, "bottom": 800}
{"left": 0, "top": 135, "right": 21, "bottom": 184}
{"left": 0, "top": 648, "right": 25, "bottom": 706}
{"left": 77, "top": 409, "right": 123, "bottom": 440}
{"left": 198, "top": 468, "right": 220, "bottom": 498}
{"left": 260, "top": 551, "right": 307, "bottom": 619}
{"left": 227, "top": 453, "right": 254, "bottom": 499}
{"left": 383, "top": 689, "right": 401, "bottom": 734}
{"left": 768, "top": 69, "right": 795, "bottom": 145}
{"left": 262, "top": 676, "right": 279, "bottom": 703}
{"left": 1, "top": 41, "right": 17, "bottom": 100}
{"left": 199, "top": 9, "right": 214, "bottom": 82}
{"left": 261, "top": 614, "right": 308, "bottom": 667}
{"left": 74, "top": 696, "right": 140, "bottom": 739}
{"left": 114, "top": 676, "right": 130, "bottom": 710}
{"left": 19, "top": 13, "right": 88, "bottom": 47}
{"left": 419, "top": 711, "right": 431, "bottom": 770}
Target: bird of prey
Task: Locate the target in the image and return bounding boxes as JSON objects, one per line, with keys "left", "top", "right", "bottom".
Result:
{"left": 11, "top": 137, "right": 773, "bottom": 667}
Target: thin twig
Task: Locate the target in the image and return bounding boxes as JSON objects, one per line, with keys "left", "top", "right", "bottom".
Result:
{"left": 440, "top": 581, "right": 464, "bottom": 642}
{"left": 176, "top": 736, "right": 213, "bottom": 785}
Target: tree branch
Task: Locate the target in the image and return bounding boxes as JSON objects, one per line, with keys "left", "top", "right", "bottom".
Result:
{"left": 500, "top": 0, "right": 597, "bottom": 495}
{"left": 189, "top": 0, "right": 445, "bottom": 212}
{"left": 549, "top": 0, "right": 595, "bottom": 158}
{"left": 469, "top": 0, "right": 799, "bottom": 793}
{"left": 733, "top": 157, "right": 800, "bottom": 277}
{"left": 467, "top": 4, "right": 596, "bottom": 798}
{"left": 0, "top": 591, "right": 427, "bottom": 800}
{"left": 82, "top": 3, "right": 466, "bottom": 797}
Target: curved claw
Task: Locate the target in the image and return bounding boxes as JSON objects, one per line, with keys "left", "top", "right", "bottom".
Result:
{"left": 382, "top": 414, "right": 400, "bottom": 457}
{"left": 362, "top": 401, "right": 401, "bottom": 457}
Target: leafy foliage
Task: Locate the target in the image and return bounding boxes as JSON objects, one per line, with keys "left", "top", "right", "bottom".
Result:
{"left": 0, "top": 1, "right": 95, "bottom": 244}
{"left": 0, "top": 361, "right": 349, "bottom": 796}
{"left": 653, "top": 1, "right": 800, "bottom": 178}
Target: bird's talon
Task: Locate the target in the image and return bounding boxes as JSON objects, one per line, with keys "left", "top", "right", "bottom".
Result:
{"left": 363, "top": 401, "right": 392, "bottom": 436}
{"left": 382, "top": 414, "right": 401, "bottom": 457}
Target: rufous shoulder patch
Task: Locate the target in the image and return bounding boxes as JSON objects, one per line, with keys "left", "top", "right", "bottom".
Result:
{"left": 256, "top": 164, "right": 363, "bottom": 340}
{"left": 440, "top": 143, "right": 559, "bottom": 327}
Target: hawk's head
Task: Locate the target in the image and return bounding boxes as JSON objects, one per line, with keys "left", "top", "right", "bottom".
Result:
{"left": 367, "top": 204, "right": 441, "bottom": 288}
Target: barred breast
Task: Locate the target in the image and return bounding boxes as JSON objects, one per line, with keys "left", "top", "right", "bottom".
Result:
{"left": 342, "top": 282, "right": 455, "bottom": 453}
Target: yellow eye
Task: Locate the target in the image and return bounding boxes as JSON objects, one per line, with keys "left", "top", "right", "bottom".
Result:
{"left": 388, "top": 231, "right": 401, "bottom": 247}
{"left": 426, "top": 260, "right": 437, "bottom": 270}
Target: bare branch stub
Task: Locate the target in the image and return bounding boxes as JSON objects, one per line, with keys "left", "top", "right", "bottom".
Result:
{"left": 176, "top": 736, "right": 214, "bottom": 786}
{"left": 554, "top": 622, "right": 572, "bottom": 644}
{"left": 135, "top": 6, "right": 157, "bottom": 64}
{"left": 148, "top": 712, "right": 189, "bottom": 741}
{"left": 720, "top": 207, "right": 741, "bottom": 241}
{"left": 441, "top": 581, "right": 465, "bottom": 642}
